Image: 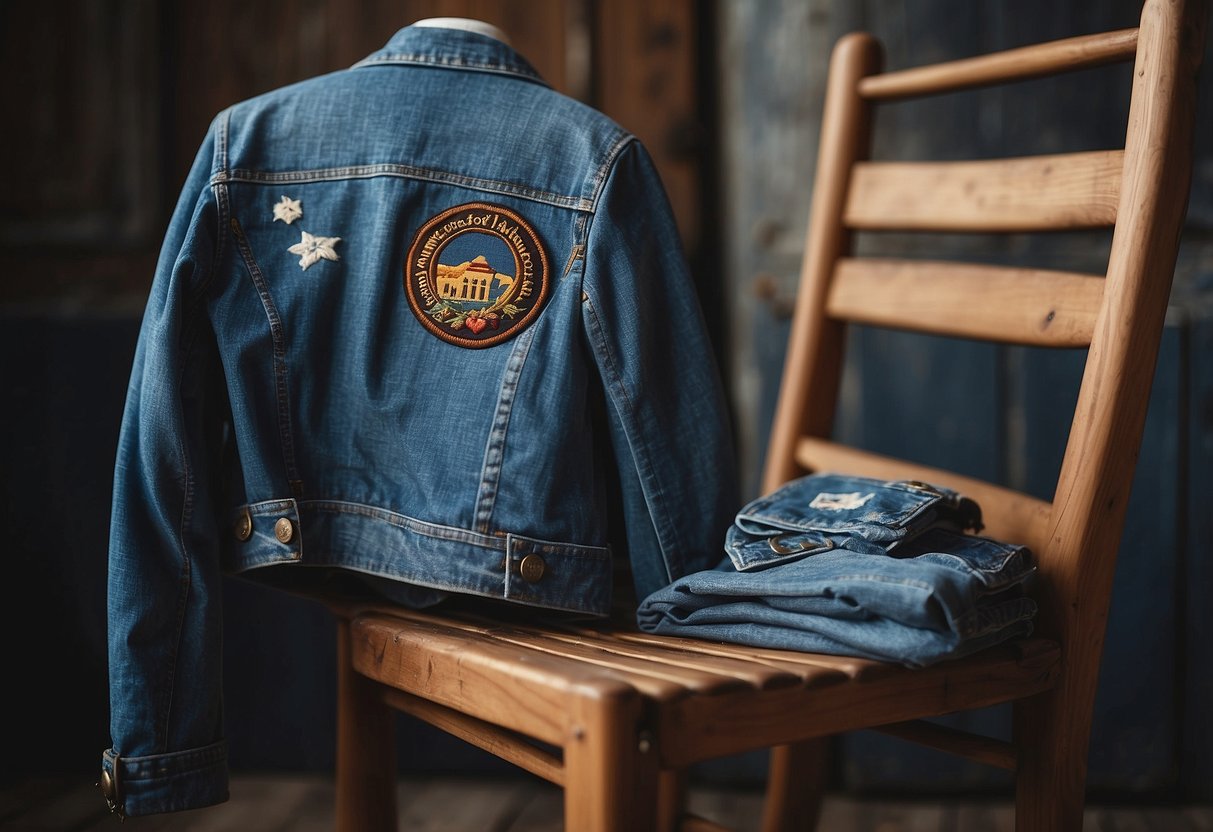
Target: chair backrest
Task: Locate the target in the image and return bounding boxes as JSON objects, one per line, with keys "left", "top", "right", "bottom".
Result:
{"left": 762, "top": 0, "right": 1206, "bottom": 673}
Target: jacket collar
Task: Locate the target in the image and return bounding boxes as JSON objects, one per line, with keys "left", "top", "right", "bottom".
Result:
{"left": 352, "top": 24, "right": 547, "bottom": 87}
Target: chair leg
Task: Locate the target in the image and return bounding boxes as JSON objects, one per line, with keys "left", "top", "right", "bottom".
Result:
{"left": 761, "top": 739, "right": 830, "bottom": 832}
{"left": 336, "top": 618, "right": 398, "bottom": 832}
{"left": 563, "top": 688, "right": 659, "bottom": 832}
{"left": 657, "top": 768, "right": 688, "bottom": 832}
{"left": 1013, "top": 687, "right": 1090, "bottom": 832}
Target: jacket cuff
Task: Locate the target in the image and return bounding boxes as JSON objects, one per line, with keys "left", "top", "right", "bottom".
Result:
{"left": 100, "top": 740, "right": 229, "bottom": 817}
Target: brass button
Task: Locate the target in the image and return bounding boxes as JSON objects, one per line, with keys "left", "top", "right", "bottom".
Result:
{"left": 519, "top": 554, "right": 546, "bottom": 583}
{"left": 274, "top": 517, "right": 294, "bottom": 544}
{"left": 234, "top": 511, "right": 252, "bottom": 541}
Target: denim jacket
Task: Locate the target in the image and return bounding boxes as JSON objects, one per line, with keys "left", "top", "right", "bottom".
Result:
{"left": 102, "top": 25, "right": 737, "bottom": 817}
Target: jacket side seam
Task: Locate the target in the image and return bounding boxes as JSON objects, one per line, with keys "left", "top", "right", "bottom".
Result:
{"left": 229, "top": 218, "right": 305, "bottom": 495}
{"left": 219, "top": 166, "right": 591, "bottom": 211}
{"left": 473, "top": 325, "right": 538, "bottom": 532}
{"left": 580, "top": 295, "right": 681, "bottom": 585}
{"left": 158, "top": 111, "right": 229, "bottom": 753}
{"left": 161, "top": 299, "right": 209, "bottom": 754}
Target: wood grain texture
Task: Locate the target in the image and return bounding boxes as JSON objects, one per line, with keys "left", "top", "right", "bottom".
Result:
{"left": 873, "top": 720, "right": 1018, "bottom": 771}
{"left": 844, "top": 152, "right": 1124, "bottom": 231}
{"left": 595, "top": 0, "right": 701, "bottom": 247}
{"left": 762, "top": 32, "right": 882, "bottom": 493}
{"left": 1015, "top": 2, "right": 1207, "bottom": 829}
{"left": 858, "top": 28, "right": 1138, "bottom": 100}
{"left": 827, "top": 258, "right": 1105, "bottom": 346}
{"left": 336, "top": 619, "right": 397, "bottom": 832}
{"left": 657, "top": 641, "right": 1060, "bottom": 768}
{"left": 761, "top": 742, "right": 829, "bottom": 832}
{"left": 377, "top": 686, "right": 565, "bottom": 785}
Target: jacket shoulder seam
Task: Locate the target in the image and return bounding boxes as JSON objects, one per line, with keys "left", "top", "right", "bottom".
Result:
{"left": 587, "top": 132, "right": 638, "bottom": 215}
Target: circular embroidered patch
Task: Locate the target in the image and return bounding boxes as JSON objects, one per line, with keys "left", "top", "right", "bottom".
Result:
{"left": 404, "top": 202, "right": 550, "bottom": 348}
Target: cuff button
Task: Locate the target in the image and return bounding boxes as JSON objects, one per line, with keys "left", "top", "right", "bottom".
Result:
{"left": 99, "top": 768, "right": 117, "bottom": 809}
{"left": 234, "top": 510, "right": 253, "bottom": 541}
{"left": 274, "top": 517, "right": 294, "bottom": 544}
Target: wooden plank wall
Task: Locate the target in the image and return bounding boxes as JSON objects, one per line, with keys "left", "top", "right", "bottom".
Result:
{"left": 1, "top": 0, "right": 708, "bottom": 303}
{"left": 1183, "top": 295, "right": 1213, "bottom": 802}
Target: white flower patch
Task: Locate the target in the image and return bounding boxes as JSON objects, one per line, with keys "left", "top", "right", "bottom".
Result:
{"left": 288, "top": 230, "right": 341, "bottom": 270}
{"left": 272, "top": 196, "right": 303, "bottom": 225}
{"left": 809, "top": 491, "right": 875, "bottom": 511}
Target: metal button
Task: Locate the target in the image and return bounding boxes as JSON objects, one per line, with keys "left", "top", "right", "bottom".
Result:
{"left": 234, "top": 510, "right": 252, "bottom": 541}
{"left": 519, "top": 554, "right": 546, "bottom": 583}
{"left": 768, "top": 535, "right": 834, "bottom": 555}
{"left": 99, "top": 768, "right": 116, "bottom": 807}
{"left": 274, "top": 517, "right": 294, "bottom": 544}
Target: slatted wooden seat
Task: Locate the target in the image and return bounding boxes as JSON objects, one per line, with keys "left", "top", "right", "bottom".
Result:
{"left": 329, "top": 3, "right": 1206, "bottom": 830}
{"left": 332, "top": 599, "right": 1059, "bottom": 830}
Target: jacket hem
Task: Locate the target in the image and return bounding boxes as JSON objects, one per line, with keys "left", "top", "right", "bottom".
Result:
{"left": 225, "top": 498, "right": 613, "bottom": 616}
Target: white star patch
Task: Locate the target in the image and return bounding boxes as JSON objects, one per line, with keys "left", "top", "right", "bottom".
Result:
{"left": 272, "top": 196, "right": 303, "bottom": 225}
{"left": 288, "top": 230, "right": 341, "bottom": 270}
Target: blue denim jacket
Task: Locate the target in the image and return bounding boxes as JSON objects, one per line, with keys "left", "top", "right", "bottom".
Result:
{"left": 102, "top": 25, "right": 737, "bottom": 817}
{"left": 638, "top": 474, "right": 1036, "bottom": 667}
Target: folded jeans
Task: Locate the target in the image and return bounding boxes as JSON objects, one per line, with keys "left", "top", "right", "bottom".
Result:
{"left": 639, "top": 474, "right": 1036, "bottom": 667}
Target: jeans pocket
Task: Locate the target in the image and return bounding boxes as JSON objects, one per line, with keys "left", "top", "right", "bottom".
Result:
{"left": 727, "top": 473, "right": 982, "bottom": 571}
{"left": 725, "top": 526, "right": 841, "bottom": 570}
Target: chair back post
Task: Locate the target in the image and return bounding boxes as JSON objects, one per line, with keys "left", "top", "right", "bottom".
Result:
{"left": 762, "top": 33, "right": 883, "bottom": 494}
{"left": 1016, "top": 3, "right": 1207, "bottom": 828}
{"left": 1038, "top": 0, "right": 1205, "bottom": 650}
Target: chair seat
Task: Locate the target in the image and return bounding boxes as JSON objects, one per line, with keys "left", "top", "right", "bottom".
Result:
{"left": 342, "top": 602, "right": 1060, "bottom": 771}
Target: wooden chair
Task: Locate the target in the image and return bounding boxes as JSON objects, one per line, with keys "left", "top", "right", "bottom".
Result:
{"left": 328, "top": 2, "right": 1207, "bottom": 829}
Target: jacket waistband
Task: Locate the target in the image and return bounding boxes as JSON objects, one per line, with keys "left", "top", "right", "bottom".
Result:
{"left": 225, "top": 498, "right": 612, "bottom": 616}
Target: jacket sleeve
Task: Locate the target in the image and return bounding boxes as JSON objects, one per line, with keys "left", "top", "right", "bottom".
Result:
{"left": 580, "top": 138, "right": 740, "bottom": 601}
{"left": 102, "top": 117, "right": 230, "bottom": 816}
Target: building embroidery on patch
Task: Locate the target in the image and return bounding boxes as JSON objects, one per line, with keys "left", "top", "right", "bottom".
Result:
{"left": 809, "top": 491, "right": 875, "bottom": 511}
{"left": 404, "top": 202, "right": 549, "bottom": 348}
{"left": 273, "top": 196, "right": 302, "bottom": 224}
{"left": 288, "top": 230, "right": 341, "bottom": 270}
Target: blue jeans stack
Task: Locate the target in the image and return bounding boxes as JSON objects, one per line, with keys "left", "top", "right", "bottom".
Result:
{"left": 637, "top": 474, "right": 1037, "bottom": 667}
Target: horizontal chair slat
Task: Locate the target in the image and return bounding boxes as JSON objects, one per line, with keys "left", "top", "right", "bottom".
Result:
{"left": 350, "top": 613, "right": 632, "bottom": 746}
{"left": 794, "top": 438, "right": 1053, "bottom": 554}
{"left": 857, "top": 28, "right": 1138, "bottom": 100}
{"left": 844, "top": 150, "right": 1124, "bottom": 231}
{"left": 827, "top": 257, "right": 1105, "bottom": 347}
{"left": 658, "top": 639, "right": 1060, "bottom": 767}
{"left": 874, "top": 719, "right": 1018, "bottom": 771}
{"left": 378, "top": 686, "right": 567, "bottom": 785}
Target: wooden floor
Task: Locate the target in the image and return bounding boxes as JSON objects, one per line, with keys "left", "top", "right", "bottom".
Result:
{"left": 4, "top": 774, "right": 1212, "bottom": 831}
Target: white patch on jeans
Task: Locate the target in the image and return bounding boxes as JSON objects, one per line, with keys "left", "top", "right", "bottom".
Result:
{"left": 272, "top": 195, "right": 303, "bottom": 224}
{"left": 288, "top": 230, "right": 341, "bottom": 270}
{"left": 809, "top": 491, "right": 874, "bottom": 511}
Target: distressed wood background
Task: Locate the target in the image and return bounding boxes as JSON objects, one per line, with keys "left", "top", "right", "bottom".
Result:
{"left": 2, "top": 0, "right": 1210, "bottom": 801}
